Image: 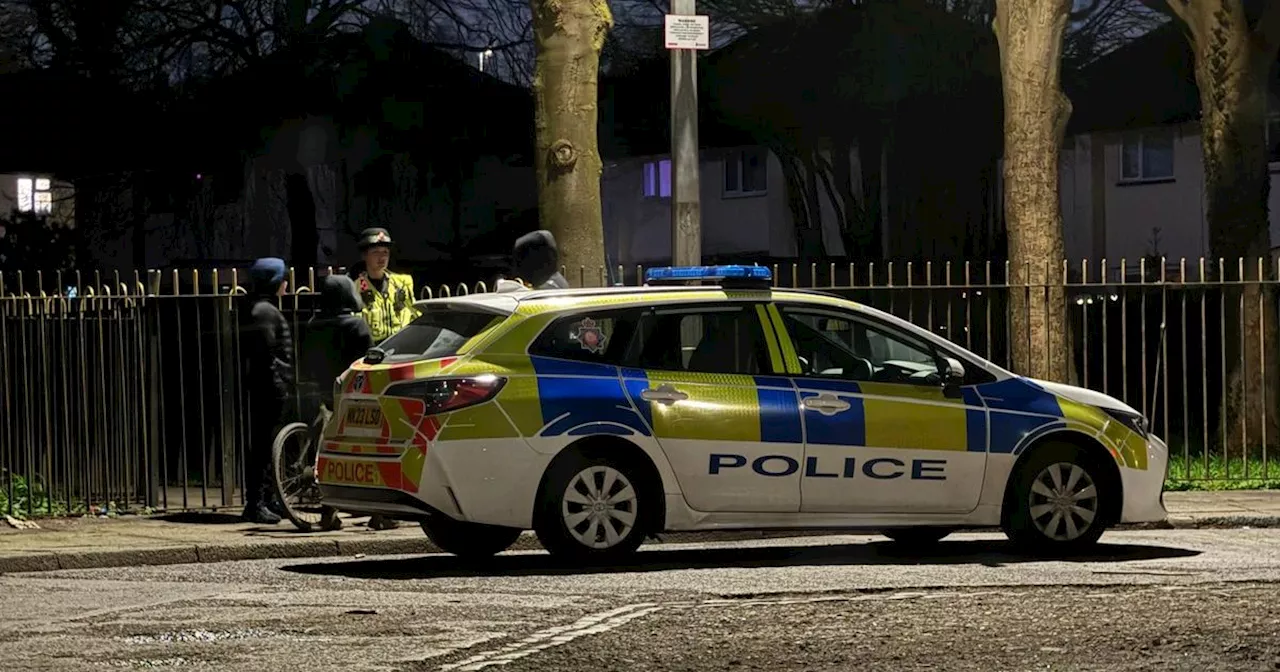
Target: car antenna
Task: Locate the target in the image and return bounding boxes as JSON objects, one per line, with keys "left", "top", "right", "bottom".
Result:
{"left": 1148, "top": 315, "right": 1167, "bottom": 435}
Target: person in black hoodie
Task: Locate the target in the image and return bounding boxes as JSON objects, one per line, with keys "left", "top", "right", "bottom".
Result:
{"left": 241, "top": 258, "right": 293, "bottom": 525}
{"left": 299, "top": 274, "right": 373, "bottom": 531}
{"left": 301, "top": 274, "right": 373, "bottom": 406}
{"left": 496, "top": 230, "right": 571, "bottom": 291}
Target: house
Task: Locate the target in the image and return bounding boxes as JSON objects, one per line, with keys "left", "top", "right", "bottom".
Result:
{"left": 71, "top": 19, "right": 537, "bottom": 282}
{"left": 1060, "top": 22, "right": 1280, "bottom": 270}
{"left": 0, "top": 68, "right": 151, "bottom": 233}
{"left": 598, "top": 2, "right": 1004, "bottom": 272}
{"left": 0, "top": 174, "right": 75, "bottom": 227}
{"left": 598, "top": 59, "right": 803, "bottom": 273}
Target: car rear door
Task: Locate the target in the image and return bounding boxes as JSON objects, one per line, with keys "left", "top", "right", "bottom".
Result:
{"left": 770, "top": 303, "right": 989, "bottom": 514}
{"left": 621, "top": 301, "right": 803, "bottom": 513}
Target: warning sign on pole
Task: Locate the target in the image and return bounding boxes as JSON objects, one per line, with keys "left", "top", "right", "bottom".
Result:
{"left": 664, "top": 15, "right": 710, "bottom": 50}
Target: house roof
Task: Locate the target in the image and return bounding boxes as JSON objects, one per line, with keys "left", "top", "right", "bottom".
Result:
{"left": 597, "top": 56, "right": 757, "bottom": 159}
{"left": 174, "top": 20, "right": 535, "bottom": 171}
{"left": 599, "top": 0, "right": 1003, "bottom": 159}
{"left": 1067, "top": 19, "right": 1280, "bottom": 134}
{"left": 0, "top": 68, "right": 158, "bottom": 176}
{"left": 1066, "top": 22, "right": 1202, "bottom": 134}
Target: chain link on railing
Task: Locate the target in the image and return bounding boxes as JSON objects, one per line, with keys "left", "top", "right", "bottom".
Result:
{"left": 2, "top": 258, "right": 1278, "bottom": 517}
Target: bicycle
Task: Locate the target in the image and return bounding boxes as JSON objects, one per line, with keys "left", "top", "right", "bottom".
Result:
{"left": 271, "top": 386, "right": 342, "bottom": 532}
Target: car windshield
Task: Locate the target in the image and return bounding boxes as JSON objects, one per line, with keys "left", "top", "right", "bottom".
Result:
{"left": 375, "top": 308, "right": 503, "bottom": 363}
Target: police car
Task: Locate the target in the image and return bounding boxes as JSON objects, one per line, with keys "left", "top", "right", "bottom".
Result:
{"left": 316, "top": 265, "right": 1168, "bottom": 561}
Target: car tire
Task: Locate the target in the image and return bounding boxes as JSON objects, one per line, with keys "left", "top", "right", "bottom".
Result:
{"left": 420, "top": 516, "right": 522, "bottom": 559}
{"left": 1003, "top": 441, "right": 1110, "bottom": 554}
{"left": 881, "top": 527, "right": 953, "bottom": 547}
{"left": 534, "top": 450, "right": 652, "bottom": 563}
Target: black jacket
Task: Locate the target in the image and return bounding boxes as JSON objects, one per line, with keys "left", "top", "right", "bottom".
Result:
{"left": 512, "top": 230, "right": 570, "bottom": 289}
{"left": 242, "top": 295, "right": 294, "bottom": 404}
{"left": 301, "top": 275, "right": 374, "bottom": 402}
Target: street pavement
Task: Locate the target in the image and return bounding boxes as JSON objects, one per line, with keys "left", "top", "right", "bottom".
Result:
{"left": 3, "top": 490, "right": 1280, "bottom": 574}
{"left": 1, "top": 528, "right": 1279, "bottom": 671}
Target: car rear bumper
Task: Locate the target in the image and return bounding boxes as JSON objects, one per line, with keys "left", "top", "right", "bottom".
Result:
{"left": 316, "top": 438, "right": 551, "bottom": 529}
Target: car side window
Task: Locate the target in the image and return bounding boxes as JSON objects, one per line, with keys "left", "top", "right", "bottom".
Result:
{"left": 780, "top": 307, "right": 943, "bottom": 386}
{"left": 626, "top": 304, "right": 776, "bottom": 375}
{"left": 529, "top": 309, "right": 640, "bottom": 365}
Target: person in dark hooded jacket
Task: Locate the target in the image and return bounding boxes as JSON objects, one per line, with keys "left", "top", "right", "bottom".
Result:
{"left": 507, "top": 230, "right": 570, "bottom": 289}
{"left": 297, "top": 274, "right": 373, "bottom": 531}
{"left": 241, "top": 258, "right": 293, "bottom": 524}
{"left": 301, "top": 275, "right": 374, "bottom": 407}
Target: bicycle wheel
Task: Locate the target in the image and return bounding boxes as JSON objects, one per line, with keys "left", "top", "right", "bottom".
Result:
{"left": 271, "top": 421, "right": 326, "bottom": 531}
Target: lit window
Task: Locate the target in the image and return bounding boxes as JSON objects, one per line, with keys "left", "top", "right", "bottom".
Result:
{"left": 16, "top": 177, "right": 53, "bottom": 214}
{"left": 1120, "top": 131, "right": 1174, "bottom": 181}
{"left": 723, "top": 148, "right": 767, "bottom": 197}
{"left": 16, "top": 178, "right": 33, "bottom": 212}
{"left": 643, "top": 159, "right": 671, "bottom": 198}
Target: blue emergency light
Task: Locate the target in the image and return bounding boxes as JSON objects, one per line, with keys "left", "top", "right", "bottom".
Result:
{"left": 644, "top": 264, "right": 773, "bottom": 287}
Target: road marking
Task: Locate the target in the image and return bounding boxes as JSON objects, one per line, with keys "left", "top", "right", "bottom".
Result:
{"left": 438, "top": 603, "right": 663, "bottom": 671}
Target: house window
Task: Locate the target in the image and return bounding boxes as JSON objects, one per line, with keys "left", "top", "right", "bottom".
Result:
{"left": 1120, "top": 130, "right": 1175, "bottom": 182}
{"left": 723, "top": 148, "right": 767, "bottom": 197}
{"left": 16, "top": 177, "right": 53, "bottom": 214}
{"left": 643, "top": 159, "right": 671, "bottom": 198}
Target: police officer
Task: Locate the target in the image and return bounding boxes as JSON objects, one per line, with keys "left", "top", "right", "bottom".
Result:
{"left": 349, "top": 228, "right": 418, "bottom": 343}
{"left": 348, "top": 228, "right": 416, "bottom": 530}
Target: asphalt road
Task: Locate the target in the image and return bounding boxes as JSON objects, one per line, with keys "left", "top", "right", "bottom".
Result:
{"left": 2, "top": 529, "right": 1279, "bottom": 671}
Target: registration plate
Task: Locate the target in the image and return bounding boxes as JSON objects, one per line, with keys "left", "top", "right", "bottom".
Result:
{"left": 344, "top": 403, "right": 383, "bottom": 429}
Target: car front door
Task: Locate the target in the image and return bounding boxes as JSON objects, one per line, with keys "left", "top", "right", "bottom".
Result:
{"left": 771, "top": 303, "right": 988, "bottom": 514}
{"left": 621, "top": 302, "right": 803, "bottom": 513}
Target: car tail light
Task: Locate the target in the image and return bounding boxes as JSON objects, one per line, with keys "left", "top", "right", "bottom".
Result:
{"left": 384, "top": 375, "right": 506, "bottom": 415}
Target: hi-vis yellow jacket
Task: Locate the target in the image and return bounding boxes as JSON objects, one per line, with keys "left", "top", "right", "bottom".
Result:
{"left": 355, "top": 271, "right": 419, "bottom": 342}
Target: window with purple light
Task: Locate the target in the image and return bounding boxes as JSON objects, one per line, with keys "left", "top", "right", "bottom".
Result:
{"left": 642, "top": 159, "right": 671, "bottom": 198}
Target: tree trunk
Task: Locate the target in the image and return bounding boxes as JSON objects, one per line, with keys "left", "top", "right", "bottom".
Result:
{"left": 993, "top": 0, "right": 1074, "bottom": 383}
{"left": 530, "top": 0, "right": 612, "bottom": 287}
{"left": 1178, "top": 0, "right": 1280, "bottom": 454}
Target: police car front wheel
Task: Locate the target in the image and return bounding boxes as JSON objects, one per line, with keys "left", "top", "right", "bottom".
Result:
{"left": 1004, "top": 441, "right": 1110, "bottom": 553}
{"left": 534, "top": 452, "right": 652, "bottom": 561}
{"left": 420, "top": 516, "right": 522, "bottom": 559}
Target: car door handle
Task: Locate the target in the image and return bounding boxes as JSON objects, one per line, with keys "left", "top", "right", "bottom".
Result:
{"left": 803, "top": 394, "right": 851, "bottom": 416}
{"left": 640, "top": 384, "right": 689, "bottom": 405}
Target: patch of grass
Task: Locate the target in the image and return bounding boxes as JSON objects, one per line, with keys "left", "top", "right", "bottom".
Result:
{"left": 0, "top": 471, "right": 73, "bottom": 519}
{"left": 1165, "top": 454, "right": 1280, "bottom": 491}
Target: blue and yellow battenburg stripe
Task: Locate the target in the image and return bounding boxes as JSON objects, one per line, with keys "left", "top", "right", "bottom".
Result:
{"left": 325, "top": 292, "right": 1148, "bottom": 480}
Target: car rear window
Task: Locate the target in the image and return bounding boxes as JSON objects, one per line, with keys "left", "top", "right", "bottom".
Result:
{"left": 375, "top": 309, "right": 504, "bottom": 362}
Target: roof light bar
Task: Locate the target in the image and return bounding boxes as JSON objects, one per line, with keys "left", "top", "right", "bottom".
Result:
{"left": 644, "top": 265, "right": 773, "bottom": 286}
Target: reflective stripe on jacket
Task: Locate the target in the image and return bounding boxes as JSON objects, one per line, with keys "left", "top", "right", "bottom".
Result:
{"left": 355, "top": 271, "right": 418, "bottom": 342}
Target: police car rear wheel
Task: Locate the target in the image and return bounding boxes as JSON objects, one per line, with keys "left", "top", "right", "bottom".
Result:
{"left": 420, "top": 516, "right": 522, "bottom": 559}
{"left": 1004, "top": 442, "right": 1108, "bottom": 553}
{"left": 535, "top": 453, "right": 650, "bottom": 562}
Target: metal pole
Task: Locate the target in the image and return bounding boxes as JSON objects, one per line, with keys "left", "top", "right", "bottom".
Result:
{"left": 670, "top": 0, "right": 701, "bottom": 267}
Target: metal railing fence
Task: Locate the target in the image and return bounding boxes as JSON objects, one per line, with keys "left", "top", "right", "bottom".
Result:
{"left": 1, "top": 257, "right": 1276, "bottom": 517}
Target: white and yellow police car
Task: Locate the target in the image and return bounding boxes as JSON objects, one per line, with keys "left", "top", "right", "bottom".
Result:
{"left": 316, "top": 265, "right": 1168, "bottom": 561}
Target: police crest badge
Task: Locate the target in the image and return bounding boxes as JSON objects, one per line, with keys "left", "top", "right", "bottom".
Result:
{"left": 571, "top": 317, "right": 607, "bottom": 354}
{"left": 352, "top": 371, "right": 366, "bottom": 392}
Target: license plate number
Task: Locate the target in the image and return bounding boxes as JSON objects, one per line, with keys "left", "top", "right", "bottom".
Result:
{"left": 345, "top": 404, "right": 383, "bottom": 428}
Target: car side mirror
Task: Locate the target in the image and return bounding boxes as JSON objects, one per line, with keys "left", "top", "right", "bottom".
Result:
{"left": 942, "top": 356, "right": 965, "bottom": 388}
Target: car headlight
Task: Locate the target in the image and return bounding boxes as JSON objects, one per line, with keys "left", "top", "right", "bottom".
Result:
{"left": 1103, "top": 407, "right": 1148, "bottom": 438}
